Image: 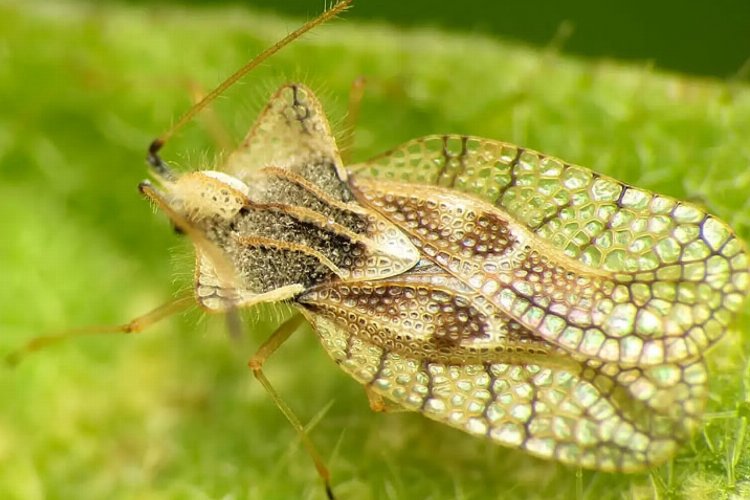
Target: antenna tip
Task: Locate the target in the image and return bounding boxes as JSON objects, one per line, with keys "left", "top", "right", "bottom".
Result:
{"left": 149, "top": 138, "right": 164, "bottom": 154}
{"left": 145, "top": 139, "right": 177, "bottom": 181}
{"left": 138, "top": 180, "right": 152, "bottom": 195}
{"left": 325, "top": 482, "right": 335, "bottom": 500}
{"left": 147, "top": 138, "right": 165, "bottom": 167}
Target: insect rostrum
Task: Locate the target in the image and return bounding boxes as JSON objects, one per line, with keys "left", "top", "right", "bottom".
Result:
{"left": 141, "top": 83, "right": 749, "bottom": 473}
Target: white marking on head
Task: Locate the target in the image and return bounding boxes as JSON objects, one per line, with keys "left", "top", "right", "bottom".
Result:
{"left": 200, "top": 170, "right": 250, "bottom": 196}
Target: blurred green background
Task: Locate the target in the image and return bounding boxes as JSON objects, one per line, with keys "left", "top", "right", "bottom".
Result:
{"left": 129, "top": 0, "right": 750, "bottom": 78}
{"left": 1, "top": 0, "right": 750, "bottom": 499}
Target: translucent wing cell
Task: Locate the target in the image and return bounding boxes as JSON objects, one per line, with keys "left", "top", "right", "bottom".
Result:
{"left": 223, "top": 83, "right": 346, "bottom": 188}
{"left": 349, "top": 135, "right": 749, "bottom": 364}
{"left": 300, "top": 267, "right": 707, "bottom": 471}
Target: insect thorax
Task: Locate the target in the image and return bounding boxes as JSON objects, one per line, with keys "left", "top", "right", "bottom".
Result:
{"left": 187, "top": 159, "right": 419, "bottom": 311}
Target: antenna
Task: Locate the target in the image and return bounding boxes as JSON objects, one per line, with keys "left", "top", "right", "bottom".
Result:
{"left": 146, "top": 0, "right": 353, "bottom": 172}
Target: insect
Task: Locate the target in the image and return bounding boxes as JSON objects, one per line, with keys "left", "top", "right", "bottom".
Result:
{"left": 8, "top": 0, "right": 749, "bottom": 497}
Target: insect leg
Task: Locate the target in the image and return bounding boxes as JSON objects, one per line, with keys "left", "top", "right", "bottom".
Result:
{"left": 340, "top": 76, "right": 367, "bottom": 164}
{"left": 248, "top": 313, "right": 335, "bottom": 500}
{"left": 6, "top": 295, "right": 194, "bottom": 366}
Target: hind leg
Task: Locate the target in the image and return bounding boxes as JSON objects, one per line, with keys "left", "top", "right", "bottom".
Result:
{"left": 247, "top": 313, "right": 336, "bottom": 499}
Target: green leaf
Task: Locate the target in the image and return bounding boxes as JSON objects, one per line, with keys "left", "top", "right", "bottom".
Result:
{"left": 1, "top": 1, "right": 749, "bottom": 498}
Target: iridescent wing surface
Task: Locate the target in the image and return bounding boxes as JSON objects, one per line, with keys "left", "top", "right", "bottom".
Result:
{"left": 299, "top": 266, "right": 707, "bottom": 472}
{"left": 349, "top": 136, "right": 749, "bottom": 364}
